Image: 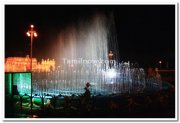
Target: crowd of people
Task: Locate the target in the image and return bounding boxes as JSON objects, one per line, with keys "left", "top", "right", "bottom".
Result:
{"left": 39, "top": 80, "right": 175, "bottom": 118}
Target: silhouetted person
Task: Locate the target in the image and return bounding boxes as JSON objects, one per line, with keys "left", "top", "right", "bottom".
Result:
{"left": 147, "top": 67, "right": 154, "bottom": 88}
{"left": 148, "top": 67, "right": 154, "bottom": 78}
{"left": 44, "top": 99, "right": 53, "bottom": 115}
{"left": 81, "top": 82, "right": 92, "bottom": 115}
{"left": 83, "top": 82, "right": 91, "bottom": 99}
{"left": 154, "top": 68, "right": 162, "bottom": 89}
{"left": 154, "top": 68, "right": 161, "bottom": 81}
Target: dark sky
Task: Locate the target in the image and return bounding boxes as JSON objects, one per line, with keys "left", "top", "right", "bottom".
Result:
{"left": 5, "top": 5, "right": 175, "bottom": 68}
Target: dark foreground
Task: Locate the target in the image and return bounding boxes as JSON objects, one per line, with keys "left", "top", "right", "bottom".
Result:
{"left": 5, "top": 87, "right": 175, "bottom": 118}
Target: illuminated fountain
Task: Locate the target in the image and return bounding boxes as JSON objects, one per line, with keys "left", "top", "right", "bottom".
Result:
{"left": 32, "top": 61, "right": 146, "bottom": 96}
{"left": 32, "top": 12, "right": 148, "bottom": 96}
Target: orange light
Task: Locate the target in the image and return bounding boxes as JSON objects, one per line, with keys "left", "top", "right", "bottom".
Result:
{"left": 109, "top": 51, "right": 113, "bottom": 57}
{"left": 34, "top": 32, "right": 37, "bottom": 37}
{"left": 26, "top": 32, "right": 31, "bottom": 37}
{"left": 30, "top": 25, "right": 34, "bottom": 28}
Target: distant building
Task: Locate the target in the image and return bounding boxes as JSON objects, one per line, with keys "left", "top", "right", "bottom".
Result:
{"left": 5, "top": 55, "right": 55, "bottom": 72}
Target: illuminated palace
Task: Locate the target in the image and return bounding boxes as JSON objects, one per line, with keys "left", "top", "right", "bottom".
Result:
{"left": 5, "top": 55, "right": 55, "bottom": 72}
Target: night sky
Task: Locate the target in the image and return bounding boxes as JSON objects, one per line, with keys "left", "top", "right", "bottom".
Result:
{"left": 5, "top": 5, "right": 175, "bottom": 68}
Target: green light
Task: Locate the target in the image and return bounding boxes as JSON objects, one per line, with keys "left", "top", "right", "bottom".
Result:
{"left": 33, "top": 97, "right": 42, "bottom": 105}
{"left": 13, "top": 73, "right": 31, "bottom": 95}
{"left": 5, "top": 73, "right": 12, "bottom": 95}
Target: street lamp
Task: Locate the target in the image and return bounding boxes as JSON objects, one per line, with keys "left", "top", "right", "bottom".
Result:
{"left": 26, "top": 24, "right": 37, "bottom": 71}
{"left": 26, "top": 24, "right": 37, "bottom": 116}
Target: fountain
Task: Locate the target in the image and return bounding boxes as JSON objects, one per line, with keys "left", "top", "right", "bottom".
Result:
{"left": 32, "top": 60, "right": 148, "bottom": 96}
{"left": 31, "top": 12, "right": 160, "bottom": 96}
